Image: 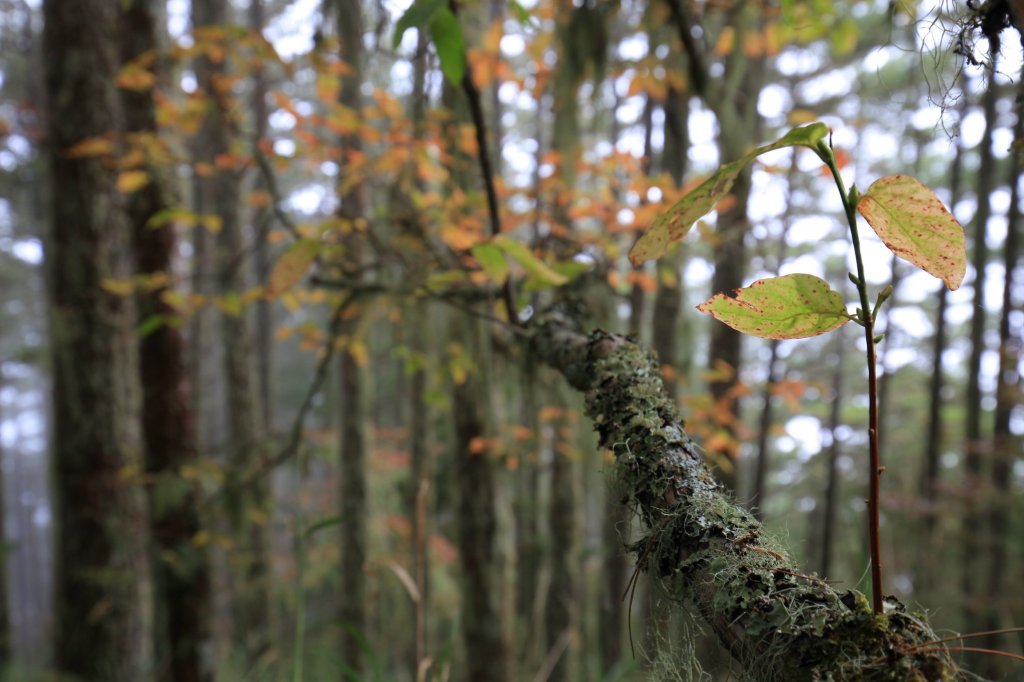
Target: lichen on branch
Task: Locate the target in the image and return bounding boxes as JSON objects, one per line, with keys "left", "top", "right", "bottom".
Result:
{"left": 529, "top": 310, "right": 962, "bottom": 681}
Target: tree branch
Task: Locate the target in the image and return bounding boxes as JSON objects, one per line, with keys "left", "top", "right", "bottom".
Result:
{"left": 529, "top": 311, "right": 962, "bottom": 681}
{"left": 664, "top": 0, "right": 711, "bottom": 101}
{"left": 449, "top": 0, "right": 519, "bottom": 325}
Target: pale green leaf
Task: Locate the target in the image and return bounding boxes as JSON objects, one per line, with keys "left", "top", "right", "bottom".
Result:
{"left": 629, "top": 123, "right": 828, "bottom": 265}
{"left": 429, "top": 8, "right": 467, "bottom": 85}
{"left": 471, "top": 243, "right": 509, "bottom": 283}
{"left": 697, "top": 273, "right": 850, "bottom": 339}
{"left": 493, "top": 235, "right": 568, "bottom": 285}
{"left": 856, "top": 174, "right": 967, "bottom": 290}
{"left": 392, "top": 0, "right": 446, "bottom": 48}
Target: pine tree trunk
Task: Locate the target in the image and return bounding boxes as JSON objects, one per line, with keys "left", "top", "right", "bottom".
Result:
{"left": 120, "top": 2, "right": 212, "bottom": 680}
{"left": 43, "top": 0, "right": 154, "bottom": 677}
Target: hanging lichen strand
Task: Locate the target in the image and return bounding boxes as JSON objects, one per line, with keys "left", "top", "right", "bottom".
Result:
{"left": 530, "top": 311, "right": 960, "bottom": 682}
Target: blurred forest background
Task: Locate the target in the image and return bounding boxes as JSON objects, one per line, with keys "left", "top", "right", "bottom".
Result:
{"left": 0, "top": 0, "right": 1021, "bottom": 680}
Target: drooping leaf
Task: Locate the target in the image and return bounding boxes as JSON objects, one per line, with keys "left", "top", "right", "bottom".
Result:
{"left": 493, "top": 235, "right": 568, "bottom": 286}
{"left": 856, "top": 174, "right": 967, "bottom": 290}
{"left": 697, "top": 273, "right": 850, "bottom": 340}
{"left": 392, "top": 0, "right": 446, "bottom": 48}
{"left": 628, "top": 157, "right": 746, "bottom": 265}
{"left": 267, "top": 239, "right": 319, "bottom": 297}
{"left": 629, "top": 123, "right": 828, "bottom": 265}
{"left": 471, "top": 242, "right": 509, "bottom": 283}
{"left": 429, "top": 8, "right": 467, "bottom": 85}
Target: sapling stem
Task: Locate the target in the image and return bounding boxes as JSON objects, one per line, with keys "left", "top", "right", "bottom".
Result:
{"left": 817, "top": 140, "right": 885, "bottom": 615}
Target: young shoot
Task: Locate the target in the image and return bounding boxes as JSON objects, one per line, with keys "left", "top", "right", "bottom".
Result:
{"left": 629, "top": 122, "right": 967, "bottom": 614}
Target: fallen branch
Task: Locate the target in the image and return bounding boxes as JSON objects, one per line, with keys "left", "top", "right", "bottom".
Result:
{"left": 529, "top": 311, "right": 962, "bottom": 681}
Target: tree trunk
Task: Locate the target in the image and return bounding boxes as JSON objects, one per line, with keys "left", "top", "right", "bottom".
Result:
{"left": 981, "top": 85, "right": 1022, "bottom": 677}
{"left": 819, "top": 330, "right": 845, "bottom": 578}
{"left": 249, "top": 0, "right": 274, "bottom": 432}
{"left": 650, "top": 83, "right": 690, "bottom": 401}
{"left": 544, "top": 398, "right": 575, "bottom": 681}
{"left": 192, "top": 0, "right": 271, "bottom": 660}
{"left": 43, "top": 0, "right": 154, "bottom": 677}
{"left": 703, "top": 7, "right": 764, "bottom": 493}
{"left": 962, "top": 63, "right": 998, "bottom": 633}
{"left": 120, "top": 2, "right": 212, "bottom": 680}
{"left": 0, "top": 366, "right": 7, "bottom": 664}
{"left": 333, "top": 0, "right": 369, "bottom": 674}
{"left": 530, "top": 313, "right": 958, "bottom": 681}
{"left": 337, "top": 339, "right": 367, "bottom": 673}
{"left": 919, "top": 122, "right": 964, "bottom": 595}
{"left": 452, "top": 320, "right": 509, "bottom": 682}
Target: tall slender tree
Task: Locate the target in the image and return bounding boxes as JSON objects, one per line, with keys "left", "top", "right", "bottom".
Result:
{"left": 962, "top": 63, "right": 999, "bottom": 633}
{"left": 981, "top": 82, "right": 1022, "bottom": 676}
{"left": 331, "top": 0, "right": 370, "bottom": 673}
{"left": 43, "top": 0, "right": 154, "bottom": 677}
{"left": 120, "top": 2, "right": 212, "bottom": 680}
{"left": 192, "top": 0, "right": 271, "bottom": 659}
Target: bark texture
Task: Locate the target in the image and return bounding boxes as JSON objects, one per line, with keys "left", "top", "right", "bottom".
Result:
{"left": 452, "top": 322, "right": 509, "bottom": 682}
{"left": 43, "top": 0, "right": 154, "bottom": 678}
{"left": 121, "top": 2, "right": 212, "bottom": 680}
{"left": 531, "top": 313, "right": 959, "bottom": 682}
{"left": 192, "top": 0, "right": 271, "bottom": 659}
{"left": 333, "top": 0, "right": 369, "bottom": 672}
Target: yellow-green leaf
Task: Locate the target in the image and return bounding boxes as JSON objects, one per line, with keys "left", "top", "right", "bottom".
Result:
{"left": 471, "top": 243, "right": 509, "bottom": 283}
{"left": 629, "top": 123, "right": 828, "bottom": 265}
{"left": 856, "top": 175, "right": 967, "bottom": 290}
{"left": 267, "top": 240, "right": 319, "bottom": 297}
{"left": 697, "top": 273, "right": 850, "bottom": 340}
{"left": 493, "top": 235, "right": 568, "bottom": 286}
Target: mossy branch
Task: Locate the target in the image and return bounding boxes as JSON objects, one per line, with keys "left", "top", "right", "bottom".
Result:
{"left": 530, "top": 311, "right": 964, "bottom": 681}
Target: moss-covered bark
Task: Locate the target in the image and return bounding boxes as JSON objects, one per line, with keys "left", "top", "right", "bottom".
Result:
{"left": 44, "top": 1, "right": 154, "bottom": 678}
{"left": 530, "top": 313, "right": 962, "bottom": 681}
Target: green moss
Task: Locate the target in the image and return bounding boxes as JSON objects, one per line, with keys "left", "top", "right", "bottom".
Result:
{"left": 532, "top": 322, "right": 963, "bottom": 681}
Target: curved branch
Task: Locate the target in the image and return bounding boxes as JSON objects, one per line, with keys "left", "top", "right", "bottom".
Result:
{"left": 530, "top": 312, "right": 962, "bottom": 681}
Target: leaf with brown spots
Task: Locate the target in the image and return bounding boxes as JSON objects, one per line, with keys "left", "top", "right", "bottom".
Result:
{"left": 697, "top": 274, "right": 850, "bottom": 340}
{"left": 629, "top": 123, "right": 829, "bottom": 265}
{"left": 856, "top": 175, "right": 966, "bottom": 290}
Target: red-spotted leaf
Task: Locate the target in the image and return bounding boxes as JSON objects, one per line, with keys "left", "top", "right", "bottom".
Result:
{"left": 856, "top": 175, "right": 966, "bottom": 290}
{"left": 629, "top": 123, "right": 829, "bottom": 265}
{"left": 697, "top": 273, "right": 850, "bottom": 340}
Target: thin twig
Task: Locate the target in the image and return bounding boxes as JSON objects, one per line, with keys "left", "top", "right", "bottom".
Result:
{"left": 909, "top": 646, "right": 1024, "bottom": 663}
{"left": 204, "top": 293, "right": 356, "bottom": 507}
{"left": 448, "top": 0, "right": 519, "bottom": 325}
